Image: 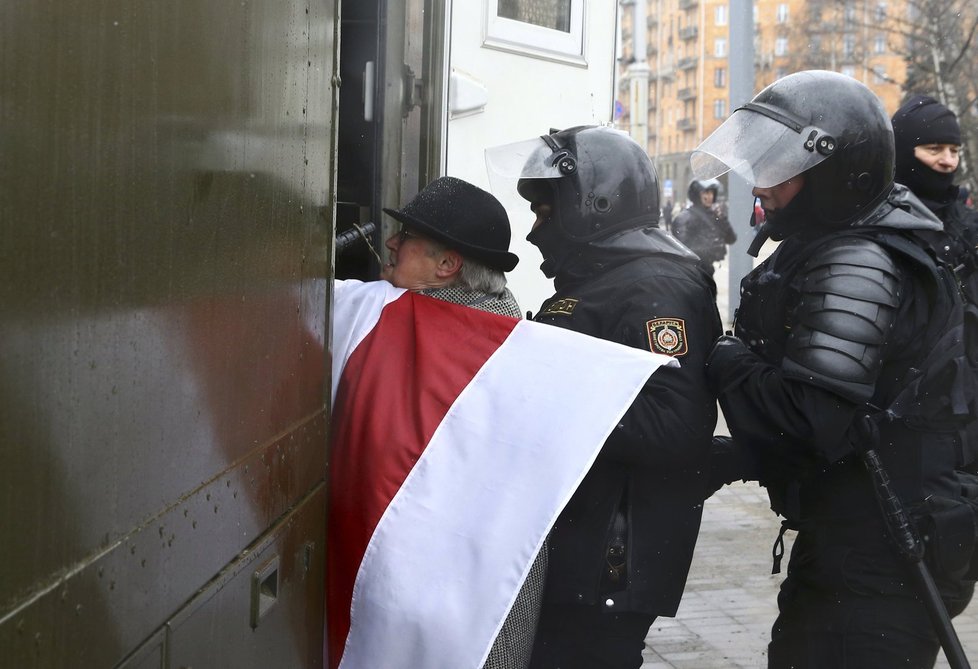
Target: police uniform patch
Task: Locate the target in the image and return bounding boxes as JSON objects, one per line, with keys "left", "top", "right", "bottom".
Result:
{"left": 542, "top": 298, "right": 579, "bottom": 316}
{"left": 646, "top": 318, "right": 688, "bottom": 356}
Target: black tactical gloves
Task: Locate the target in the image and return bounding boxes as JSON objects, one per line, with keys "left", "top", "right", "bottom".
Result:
{"left": 704, "top": 334, "right": 758, "bottom": 394}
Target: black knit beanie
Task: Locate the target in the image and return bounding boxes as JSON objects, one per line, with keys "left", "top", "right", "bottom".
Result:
{"left": 891, "top": 95, "right": 961, "bottom": 203}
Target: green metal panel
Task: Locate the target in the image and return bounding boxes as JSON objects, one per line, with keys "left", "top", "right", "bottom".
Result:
{"left": 0, "top": 0, "right": 338, "bottom": 666}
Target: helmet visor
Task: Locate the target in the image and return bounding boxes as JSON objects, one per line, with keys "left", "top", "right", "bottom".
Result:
{"left": 485, "top": 136, "right": 567, "bottom": 180}
{"left": 690, "top": 107, "right": 833, "bottom": 188}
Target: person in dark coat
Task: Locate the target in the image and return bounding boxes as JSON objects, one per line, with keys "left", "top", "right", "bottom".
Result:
{"left": 488, "top": 126, "right": 722, "bottom": 669}
{"left": 671, "top": 179, "right": 737, "bottom": 277}
{"left": 693, "top": 70, "right": 976, "bottom": 668}
{"left": 892, "top": 96, "right": 978, "bottom": 469}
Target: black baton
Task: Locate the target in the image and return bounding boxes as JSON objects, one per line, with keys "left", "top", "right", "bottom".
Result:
{"left": 335, "top": 221, "right": 377, "bottom": 255}
{"left": 857, "top": 416, "right": 971, "bottom": 669}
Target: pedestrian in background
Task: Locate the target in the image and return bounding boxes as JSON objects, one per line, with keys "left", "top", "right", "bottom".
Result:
{"left": 694, "top": 70, "right": 975, "bottom": 668}
{"left": 489, "top": 125, "right": 721, "bottom": 669}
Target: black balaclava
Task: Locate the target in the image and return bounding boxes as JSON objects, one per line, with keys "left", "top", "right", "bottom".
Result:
{"left": 892, "top": 95, "right": 961, "bottom": 206}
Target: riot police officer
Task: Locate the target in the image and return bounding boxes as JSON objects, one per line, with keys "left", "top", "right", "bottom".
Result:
{"left": 692, "top": 70, "right": 975, "bottom": 667}
{"left": 488, "top": 126, "right": 722, "bottom": 668}
{"left": 671, "top": 178, "right": 737, "bottom": 278}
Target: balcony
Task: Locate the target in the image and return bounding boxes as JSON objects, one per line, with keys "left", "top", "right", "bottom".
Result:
{"left": 679, "top": 0, "right": 698, "bottom": 9}
{"left": 658, "top": 67, "right": 675, "bottom": 81}
{"left": 677, "top": 87, "right": 697, "bottom": 101}
{"left": 678, "top": 25, "right": 698, "bottom": 41}
{"left": 677, "top": 117, "right": 696, "bottom": 132}
{"left": 677, "top": 56, "right": 698, "bottom": 70}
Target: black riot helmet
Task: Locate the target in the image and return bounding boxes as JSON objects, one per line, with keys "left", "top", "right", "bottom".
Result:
{"left": 687, "top": 178, "right": 722, "bottom": 204}
{"left": 691, "top": 70, "right": 894, "bottom": 227}
{"left": 486, "top": 125, "right": 660, "bottom": 243}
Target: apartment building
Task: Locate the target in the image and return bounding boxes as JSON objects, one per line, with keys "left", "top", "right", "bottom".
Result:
{"left": 618, "top": 0, "right": 908, "bottom": 204}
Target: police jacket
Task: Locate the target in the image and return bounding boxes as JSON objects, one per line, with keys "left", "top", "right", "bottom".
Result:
{"left": 708, "top": 185, "right": 975, "bottom": 595}
{"left": 533, "top": 227, "right": 722, "bottom": 616}
{"left": 672, "top": 204, "right": 737, "bottom": 264}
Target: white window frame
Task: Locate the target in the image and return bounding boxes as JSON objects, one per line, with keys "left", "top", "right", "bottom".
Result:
{"left": 776, "top": 4, "right": 789, "bottom": 23}
{"left": 484, "top": 0, "right": 587, "bottom": 65}
{"left": 775, "top": 37, "right": 788, "bottom": 56}
{"left": 714, "top": 38, "right": 727, "bottom": 57}
{"left": 715, "top": 5, "right": 727, "bottom": 26}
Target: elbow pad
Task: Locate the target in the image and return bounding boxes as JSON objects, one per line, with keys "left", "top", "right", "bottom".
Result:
{"left": 783, "top": 237, "right": 900, "bottom": 403}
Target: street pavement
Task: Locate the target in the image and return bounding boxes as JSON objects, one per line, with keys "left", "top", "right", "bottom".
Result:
{"left": 638, "top": 252, "right": 978, "bottom": 667}
{"left": 642, "top": 481, "right": 978, "bottom": 668}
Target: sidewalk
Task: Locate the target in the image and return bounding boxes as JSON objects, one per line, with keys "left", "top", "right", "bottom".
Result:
{"left": 642, "top": 481, "right": 978, "bottom": 668}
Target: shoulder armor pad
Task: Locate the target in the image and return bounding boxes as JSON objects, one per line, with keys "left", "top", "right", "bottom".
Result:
{"left": 783, "top": 236, "right": 901, "bottom": 403}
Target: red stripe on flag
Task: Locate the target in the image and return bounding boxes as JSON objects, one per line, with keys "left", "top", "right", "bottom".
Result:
{"left": 326, "top": 292, "right": 518, "bottom": 668}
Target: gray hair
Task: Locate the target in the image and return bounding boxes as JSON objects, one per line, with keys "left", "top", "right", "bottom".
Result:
{"left": 424, "top": 238, "right": 509, "bottom": 295}
{"left": 456, "top": 257, "right": 508, "bottom": 294}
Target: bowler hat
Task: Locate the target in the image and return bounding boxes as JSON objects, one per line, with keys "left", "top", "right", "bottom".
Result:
{"left": 383, "top": 176, "right": 519, "bottom": 271}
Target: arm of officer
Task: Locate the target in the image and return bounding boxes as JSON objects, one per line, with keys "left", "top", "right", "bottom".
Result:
{"left": 598, "top": 272, "right": 721, "bottom": 469}
{"left": 706, "top": 237, "right": 901, "bottom": 464}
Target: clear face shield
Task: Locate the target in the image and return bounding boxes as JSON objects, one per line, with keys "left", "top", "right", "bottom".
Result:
{"left": 485, "top": 135, "right": 579, "bottom": 235}
{"left": 690, "top": 104, "right": 837, "bottom": 188}
{"left": 486, "top": 134, "right": 581, "bottom": 195}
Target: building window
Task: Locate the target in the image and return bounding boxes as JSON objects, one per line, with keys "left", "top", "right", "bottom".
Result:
{"left": 485, "top": 0, "right": 585, "bottom": 62}
{"left": 775, "top": 37, "right": 788, "bottom": 56}
{"left": 776, "top": 4, "right": 789, "bottom": 23}
{"left": 874, "top": 35, "right": 886, "bottom": 54}
{"left": 875, "top": 2, "right": 887, "bottom": 21}
{"left": 843, "top": 34, "right": 855, "bottom": 57}
{"left": 714, "top": 98, "right": 727, "bottom": 119}
{"left": 714, "top": 38, "right": 727, "bottom": 57}
{"left": 842, "top": 65, "right": 856, "bottom": 78}
{"left": 715, "top": 5, "right": 727, "bottom": 26}
{"left": 714, "top": 67, "right": 726, "bottom": 87}
{"left": 844, "top": 3, "right": 857, "bottom": 26}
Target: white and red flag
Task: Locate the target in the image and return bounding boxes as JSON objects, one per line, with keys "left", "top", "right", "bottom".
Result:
{"left": 326, "top": 279, "right": 675, "bottom": 669}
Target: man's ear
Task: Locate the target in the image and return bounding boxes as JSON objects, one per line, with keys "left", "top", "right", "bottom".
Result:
{"left": 434, "top": 249, "right": 464, "bottom": 279}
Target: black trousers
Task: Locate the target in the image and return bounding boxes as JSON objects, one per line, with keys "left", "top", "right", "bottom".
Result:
{"left": 768, "top": 579, "right": 943, "bottom": 669}
{"left": 527, "top": 601, "right": 655, "bottom": 669}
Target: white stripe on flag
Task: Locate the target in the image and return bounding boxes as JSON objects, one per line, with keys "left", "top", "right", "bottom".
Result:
{"left": 340, "top": 318, "right": 676, "bottom": 669}
{"left": 331, "top": 280, "right": 405, "bottom": 401}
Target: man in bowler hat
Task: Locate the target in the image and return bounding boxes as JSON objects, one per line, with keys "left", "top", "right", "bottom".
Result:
{"left": 382, "top": 176, "right": 543, "bottom": 668}
{"left": 381, "top": 176, "right": 522, "bottom": 319}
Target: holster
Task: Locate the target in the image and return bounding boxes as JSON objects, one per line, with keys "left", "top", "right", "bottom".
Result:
{"left": 915, "top": 470, "right": 978, "bottom": 581}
